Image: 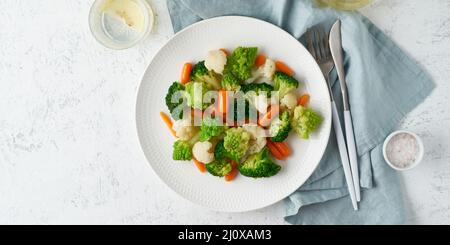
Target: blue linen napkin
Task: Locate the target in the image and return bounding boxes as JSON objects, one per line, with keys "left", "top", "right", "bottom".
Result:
{"left": 167, "top": 0, "right": 435, "bottom": 224}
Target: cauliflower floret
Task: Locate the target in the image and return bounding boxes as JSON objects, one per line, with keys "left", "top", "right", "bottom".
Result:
{"left": 253, "top": 94, "right": 269, "bottom": 113}
{"left": 192, "top": 141, "right": 215, "bottom": 164}
{"left": 260, "top": 58, "right": 276, "bottom": 79}
{"left": 280, "top": 92, "right": 297, "bottom": 110}
{"left": 172, "top": 117, "right": 198, "bottom": 141}
{"left": 205, "top": 50, "right": 227, "bottom": 74}
{"left": 242, "top": 124, "right": 267, "bottom": 154}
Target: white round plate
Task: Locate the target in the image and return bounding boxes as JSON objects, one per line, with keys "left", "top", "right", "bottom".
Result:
{"left": 136, "top": 16, "right": 331, "bottom": 212}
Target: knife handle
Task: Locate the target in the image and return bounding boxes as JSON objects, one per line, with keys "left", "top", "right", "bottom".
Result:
{"left": 344, "top": 110, "right": 361, "bottom": 202}
{"left": 332, "top": 101, "right": 358, "bottom": 210}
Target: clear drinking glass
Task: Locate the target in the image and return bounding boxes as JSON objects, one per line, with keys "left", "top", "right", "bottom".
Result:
{"left": 316, "top": 0, "right": 372, "bottom": 10}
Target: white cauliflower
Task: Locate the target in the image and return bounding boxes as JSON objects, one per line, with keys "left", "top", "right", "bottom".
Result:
{"left": 242, "top": 124, "right": 267, "bottom": 154}
{"left": 260, "top": 58, "right": 276, "bottom": 79}
{"left": 172, "top": 117, "right": 198, "bottom": 141}
{"left": 205, "top": 50, "right": 227, "bottom": 74}
{"left": 252, "top": 58, "right": 276, "bottom": 80}
{"left": 253, "top": 94, "right": 269, "bottom": 113}
{"left": 280, "top": 92, "right": 298, "bottom": 110}
{"left": 192, "top": 141, "right": 214, "bottom": 164}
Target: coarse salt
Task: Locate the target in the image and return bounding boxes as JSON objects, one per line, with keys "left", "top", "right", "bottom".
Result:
{"left": 385, "top": 133, "right": 419, "bottom": 168}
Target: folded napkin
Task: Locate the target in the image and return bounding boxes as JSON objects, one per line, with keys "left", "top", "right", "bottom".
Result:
{"left": 167, "top": 0, "right": 435, "bottom": 224}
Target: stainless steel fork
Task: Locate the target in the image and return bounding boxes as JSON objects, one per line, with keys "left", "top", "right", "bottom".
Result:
{"left": 306, "top": 26, "right": 358, "bottom": 210}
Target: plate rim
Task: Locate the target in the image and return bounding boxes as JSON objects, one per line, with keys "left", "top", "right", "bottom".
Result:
{"left": 135, "top": 15, "right": 332, "bottom": 212}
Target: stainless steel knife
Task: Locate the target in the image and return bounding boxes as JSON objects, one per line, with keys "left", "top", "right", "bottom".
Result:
{"left": 329, "top": 20, "right": 361, "bottom": 202}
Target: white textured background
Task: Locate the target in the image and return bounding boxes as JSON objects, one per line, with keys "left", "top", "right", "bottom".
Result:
{"left": 0, "top": 0, "right": 449, "bottom": 224}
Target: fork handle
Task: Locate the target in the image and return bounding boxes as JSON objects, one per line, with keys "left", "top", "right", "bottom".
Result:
{"left": 332, "top": 101, "right": 358, "bottom": 210}
{"left": 344, "top": 110, "right": 361, "bottom": 202}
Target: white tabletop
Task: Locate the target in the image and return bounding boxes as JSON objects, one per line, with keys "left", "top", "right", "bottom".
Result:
{"left": 0, "top": 0, "right": 449, "bottom": 224}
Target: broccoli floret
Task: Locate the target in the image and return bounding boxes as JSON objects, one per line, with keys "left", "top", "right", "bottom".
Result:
{"left": 241, "top": 83, "right": 274, "bottom": 96}
{"left": 185, "top": 82, "right": 213, "bottom": 110}
{"left": 172, "top": 140, "right": 193, "bottom": 161}
{"left": 273, "top": 71, "right": 299, "bottom": 98}
{"left": 214, "top": 140, "right": 239, "bottom": 162}
{"left": 291, "top": 106, "right": 323, "bottom": 139}
{"left": 190, "top": 61, "right": 221, "bottom": 90}
{"left": 228, "top": 47, "right": 258, "bottom": 81}
{"left": 238, "top": 147, "right": 281, "bottom": 178}
{"left": 205, "top": 159, "right": 233, "bottom": 177}
{"left": 269, "top": 111, "right": 291, "bottom": 142}
{"left": 165, "top": 82, "right": 186, "bottom": 119}
{"left": 221, "top": 72, "right": 241, "bottom": 91}
{"left": 199, "top": 117, "right": 228, "bottom": 142}
{"left": 223, "top": 128, "right": 251, "bottom": 161}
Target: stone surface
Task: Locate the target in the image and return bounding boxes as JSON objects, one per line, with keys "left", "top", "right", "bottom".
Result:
{"left": 0, "top": 0, "right": 448, "bottom": 224}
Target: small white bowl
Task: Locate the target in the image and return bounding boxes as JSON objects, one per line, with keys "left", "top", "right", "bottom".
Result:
{"left": 382, "top": 130, "right": 424, "bottom": 171}
{"left": 89, "top": 0, "right": 154, "bottom": 50}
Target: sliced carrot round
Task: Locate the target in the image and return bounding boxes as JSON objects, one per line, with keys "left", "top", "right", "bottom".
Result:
{"left": 298, "top": 94, "right": 310, "bottom": 106}
{"left": 193, "top": 158, "right": 206, "bottom": 173}
{"left": 255, "top": 54, "right": 267, "bottom": 67}
{"left": 275, "top": 60, "right": 295, "bottom": 76}
{"left": 180, "top": 63, "right": 193, "bottom": 84}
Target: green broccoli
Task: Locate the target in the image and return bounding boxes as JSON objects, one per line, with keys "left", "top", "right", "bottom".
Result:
{"left": 199, "top": 117, "right": 228, "bottom": 142}
{"left": 228, "top": 47, "right": 258, "bottom": 81}
{"left": 238, "top": 147, "right": 281, "bottom": 178}
{"left": 205, "top": 159, "right": 233, "bottom": 177}
{"left": 241, "top": 83, "right": 274, "bottom": 96}
{"left": 291, "top": 105, "right": 323, "bottom": 139}
{"left": 273, "top": 71, "right": 299, "bottom": 98}
{"left": 190, "top": 61, "right": 221, "bottom": 90}
{"left": 165, "top": 82, "right": 187, "bottom": 120}
{"left": 269, "top": 111, "right": 291, "bottom": 142}
{"left": 214, "top": 139, "right": 240, "bottom": 162}
{"left": 221, "top": 71, "right": 241, "bottom": 91}
{"left": 172, "top": 140, "right": 193, "bottom": 161}
{"left": 185, "top": 82, "right": 213, "bottom": 110}
{"left": 223, "top": 128, "right": 251, "bottom": 161}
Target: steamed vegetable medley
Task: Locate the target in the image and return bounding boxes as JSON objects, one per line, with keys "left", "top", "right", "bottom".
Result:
{"left": 160, "top": 47, "right": 322, "bottom": 181}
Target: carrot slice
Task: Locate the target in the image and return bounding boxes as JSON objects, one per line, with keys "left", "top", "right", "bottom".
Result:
{"left": 160, "top": 111, "right": 177, "bottom": 137}
{"left": 180, "top": 63, "right": 193, "bottom": 84}
{"left": 193, "top": 158, "right": 206, "bottom": 173}
{"left": 225, "top": 168, "right": 238, "bottom": 182}
{"left": 258, "top": 105, "right": 279, "bottom": 127}
{"left": 220, "top": 48, "right": 229, "bottom": 56}
{"left": 267, "top": 141, "right": 285, "bottom": 160}
{"left": 225, "top": 160, "right": 238, "bottom": 182}
{"left": 271, "top": 141, "right": 292, "bottom": 157}
{"left": 255, "top": 54, "right": 267, "bottom": 67}
{"left": 275, "top": 60, "right": 295, "bottom": 76}
{"left": 298, "top": 94, "right": 310, "bottom": 106}
{"left": 218, "top": 90, "right": 228, "bottom": 114}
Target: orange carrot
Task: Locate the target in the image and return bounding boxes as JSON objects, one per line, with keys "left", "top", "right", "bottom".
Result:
{"left": 193, "top": 158, "right": 206, "bottom": 173}
{"left": 218, "top": 90, "right": 228, "bottom": 114}
{"left": 270, "top": 141, "right": 292, "bottom": 157}
{"left": 225, "top": 168, "right": 238, "bottom": 181}
{"left": 255, "top": 54, "right": 267, "bottom": 67}
{"left": 180, "top": 63, "right": 193, "bottom": 84}
{"left": 275, "top": 60, "right": 295, "bottom": 76}
{"left": 258, "top": 105, "right": 279, "bottom": 127}
{"left": 267, "top": 141, "right": 285, "bottom": 160}
{"left": 220, "top": 48, "right": 229, "bottom": 56}
{"left": 160, "top": 111, "right": 177, "bottom": 137}
{"left": 298, "top": 94, "right": 310, "bottom": 106}
{"left": 225, "top": 160, "right": 238, "bottom": 182}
